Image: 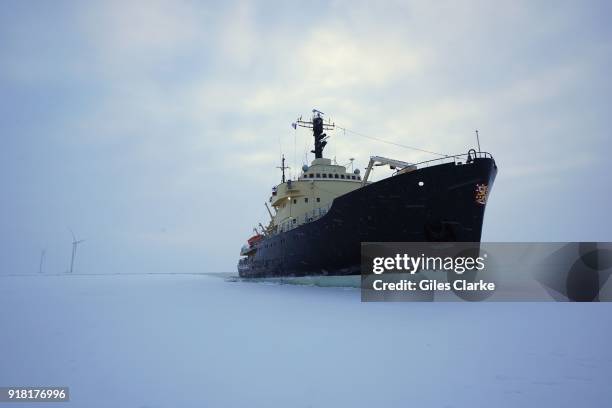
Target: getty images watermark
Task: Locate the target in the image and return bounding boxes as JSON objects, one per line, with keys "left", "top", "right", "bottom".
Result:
{"left": 371, "top": 251, "right": 493, "bottom": 292}
{"left": 361, "top": 242, "right": 612, "bottom": 302}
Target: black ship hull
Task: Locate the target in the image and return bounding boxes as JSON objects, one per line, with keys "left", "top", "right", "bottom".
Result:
{"left": 238, "top": 157, "right": 497, "bottom": 278}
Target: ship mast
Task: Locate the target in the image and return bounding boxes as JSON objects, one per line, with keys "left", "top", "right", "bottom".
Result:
{"left": 277, "top": 154, "right": 289, "bottom": 183}
{"left": 296, "top": 109, "right": 335, "bottom": 159}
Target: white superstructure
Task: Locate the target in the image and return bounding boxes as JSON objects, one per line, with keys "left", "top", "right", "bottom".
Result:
{"left": 267, "top": 157, "right": 363, "bottom": 234}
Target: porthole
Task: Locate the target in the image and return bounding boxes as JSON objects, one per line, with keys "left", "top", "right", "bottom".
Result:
{"left": 418, "top": 181, "right": 424, "bottom": 187}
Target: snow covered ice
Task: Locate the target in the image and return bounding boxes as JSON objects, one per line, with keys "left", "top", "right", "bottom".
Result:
{"left": 1, "top": 273, "right": 611, "bottom": 407}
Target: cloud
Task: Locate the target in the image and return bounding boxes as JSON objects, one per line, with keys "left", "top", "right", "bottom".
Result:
{"left": 78, "top": 0, "right": 205, "bottom": 65}
{"left": 1, "top": 0, "right": 611, "bottom": 273}
{"left": 296, "top": 26, "right": 427, "bottom": 89}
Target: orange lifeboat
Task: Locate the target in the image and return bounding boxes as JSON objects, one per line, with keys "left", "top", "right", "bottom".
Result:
{"left": 247, "top": 234, "right": 263, "bottom": 247}
{"left": 241, "top": 234, "right": 263, "bottom": 256}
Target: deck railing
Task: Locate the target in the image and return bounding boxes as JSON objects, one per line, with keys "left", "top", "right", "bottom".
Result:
{"left": 411, "top": 150, "right": 494, "bottom": 170}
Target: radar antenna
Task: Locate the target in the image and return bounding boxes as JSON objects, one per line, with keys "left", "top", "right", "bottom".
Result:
{"left": 295, "top": 109, "right": 335, "bottom": 159}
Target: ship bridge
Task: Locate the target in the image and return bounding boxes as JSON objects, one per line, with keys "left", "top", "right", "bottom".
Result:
{"left": 268, "top": 157, "right": 363, "bottom": 234}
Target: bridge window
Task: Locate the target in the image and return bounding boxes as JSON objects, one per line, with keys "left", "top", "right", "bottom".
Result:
{"left": 304, "top": 197, "right": 308, "bottom": 203}
{"left": 293, "top": 199, "right": 297, "bottom": 204}
{"left": 340, "top": 175, "right": 345, "bottom": 179}
{"left": 316, "top": 173, "right": 321, "bottom": 178}
{"left": 308, "top": 174, "right": 314, "bottom": 178}
{"left": 334, "top": 174, "right": 339, "bottom": 178}
{"left": 328, "top": 173, "right": 333, "bottom": 178}
{"left": 316, "top": 197, "right": 321, "bottom": 202}
{"left": 322, "top": 174, "right": 327, "bottom": 178}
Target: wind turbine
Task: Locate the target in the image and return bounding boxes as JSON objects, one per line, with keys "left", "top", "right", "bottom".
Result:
{"left": 68, "top": 228, "right": 85, "bottom": 274}
{"left": 39, "top": 249, "right": 46, "bottom": 274}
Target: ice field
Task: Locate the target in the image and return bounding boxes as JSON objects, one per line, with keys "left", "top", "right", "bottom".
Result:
{"left": 1, "top": 273, "right": 611, "bottom": 407}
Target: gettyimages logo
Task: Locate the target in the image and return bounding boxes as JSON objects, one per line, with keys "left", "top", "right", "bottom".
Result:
{"left": 371, "top": 253, "right": 487, "bottom": 275}
{"left": 367, "top": 250, "right": 494, "bottom": 298}
{"left": 361, "top": 242, "right": 612, "bottom": 302}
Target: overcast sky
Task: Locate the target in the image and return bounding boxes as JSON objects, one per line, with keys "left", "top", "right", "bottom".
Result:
{"left": 1, "top": 0, "right": 611, "bottom": 274}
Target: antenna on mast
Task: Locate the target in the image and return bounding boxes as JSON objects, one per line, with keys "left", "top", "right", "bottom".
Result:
{"left": 295, "top": 109, "right": 335, "bottom": 159}
{"left": 475, "top": 129, "right": 481, "bottom": 153}
{"left": 277, "top": 154, "right": 289, "bottom": 183}
{"left": 68, "top": 228, "right": 85, "bottom": 274}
